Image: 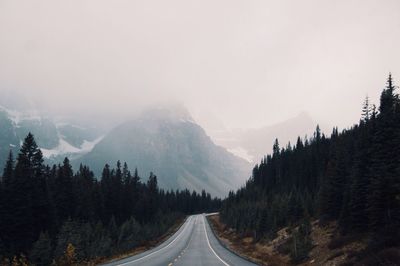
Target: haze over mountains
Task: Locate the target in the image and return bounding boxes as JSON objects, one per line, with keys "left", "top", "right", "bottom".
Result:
{"left": 78, "top": 106, "right": 251, "bottom": 195}
{"left": 0, "top": 95, "right": 106, "bottom": 169}
{"left": 0, "top": 93, "right": 321, "bottom": 195}
{"left": 206, "top": 112, "right": 320, "bottom": 163}
{"left": 0, "top": 95, "right": 254, "bottom": 195}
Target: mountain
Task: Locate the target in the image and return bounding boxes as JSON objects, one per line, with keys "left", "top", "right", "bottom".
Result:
{"left": 77, "top": 106, "right": 251, "bottom": 196}
{"left": 0, "top": 103, "right": 104, "bottom": 168}
{"left": 0, "top": 96, "right": 250, "bottom": 196}
{"left": 209, "top": 112, "right": 318, "bottom": 163}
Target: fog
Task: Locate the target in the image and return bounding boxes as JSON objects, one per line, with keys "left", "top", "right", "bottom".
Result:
{"left": 1, "top": 0, "right": 400, "bottom": 132}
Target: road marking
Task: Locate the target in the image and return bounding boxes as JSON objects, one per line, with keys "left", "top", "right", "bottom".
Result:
{"left": 202, "top": 215, "right": 230, "bottom": 266}
{"left": 171, "top": 215, "right": 197, "bottom": 264}
{"left": 117, "top": 216, "right": 192, "bottom": 266}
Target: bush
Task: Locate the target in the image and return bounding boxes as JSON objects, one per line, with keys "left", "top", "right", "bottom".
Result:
{"left": 57, "top": 243, "right": 76, "bottom": 266}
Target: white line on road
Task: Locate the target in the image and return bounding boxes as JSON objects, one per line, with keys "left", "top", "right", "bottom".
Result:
{"left": 202, "top": 215, "right": 230, "bottom": 266}
{"left": 116, "top": 216, "right": 192, "bottom": 266}
{"left": 169, "top": 215, "right": 197, "bottom": 265}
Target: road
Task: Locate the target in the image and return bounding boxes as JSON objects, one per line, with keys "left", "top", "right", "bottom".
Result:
{"left": 103, "top": 214, "right": 257, "bottom": 266}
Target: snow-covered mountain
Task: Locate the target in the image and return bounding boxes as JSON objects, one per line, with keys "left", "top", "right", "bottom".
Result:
{"left": 0, "top": 104, "right": 104, "bottom": 167}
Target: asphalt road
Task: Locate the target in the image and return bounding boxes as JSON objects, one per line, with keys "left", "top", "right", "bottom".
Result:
{"left": 103, "top": 214, "right": 257, "bottom": 266}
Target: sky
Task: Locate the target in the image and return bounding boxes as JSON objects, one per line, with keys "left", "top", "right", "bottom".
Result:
{"left": 1, "top": 0, "right": 400, "bottom": 132}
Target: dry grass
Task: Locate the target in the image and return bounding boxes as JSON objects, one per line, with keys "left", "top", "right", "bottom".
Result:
{"left": 296, "top": 220, "right": 368, "bottom": 266}
{"left": 208, "top": 214, "right": 290, "bottom": 266}
{"left": 208, "top": 215, "right": 387, "bottom": 266}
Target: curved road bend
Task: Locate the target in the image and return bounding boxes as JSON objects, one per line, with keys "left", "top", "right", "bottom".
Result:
{"left": 103, "top": 214, "right": 257, "bottom": 266}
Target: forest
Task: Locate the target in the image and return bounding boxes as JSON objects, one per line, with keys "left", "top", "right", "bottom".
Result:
{"left": 220, "top": 74, "right": 400, "bottom": 262}
{"left": 0, "top": 134, "right": 221, "bottom": 265}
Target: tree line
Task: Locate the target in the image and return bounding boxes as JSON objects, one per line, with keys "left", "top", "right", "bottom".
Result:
{"left": 220, "top": 74, "right": 400, "bottom": 262}
{"left": 0, "top": 134, "right": 221, "bottom": 265}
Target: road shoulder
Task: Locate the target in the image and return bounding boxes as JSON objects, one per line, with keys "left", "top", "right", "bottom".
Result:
{"left": 207, "top": 214, "right": 288, "bottom": 266}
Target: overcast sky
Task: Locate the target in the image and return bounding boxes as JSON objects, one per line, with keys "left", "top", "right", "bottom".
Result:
{"left": 1, "top": 0, "right": 399, "bottom": 131}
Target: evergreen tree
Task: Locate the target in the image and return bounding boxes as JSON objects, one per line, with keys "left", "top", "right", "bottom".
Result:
{"left": 0, "top": 151, "right": 14, "bottom": 254}
{"left": 319, "top": 153, "right": 346, "bottom": 222}
{"left": 348, "top": 121, "right": 371, "bottom": 232}
{"left": 2, "top": 150, "right": 14, "bottom": 184}
{"left": 117, "top": 217, "right": 141, "bottom": 252}
{"left": 30, "top": 232, "right": 53, "bottom": 266}
{"left": 368, "top": 73, "right": 400, "bottom": 242}
{"left": 54, "top": 158, "right": 75, "bottom": 222}
{"left": 362, "top": 95, "right": 372, "bottom": 121}
{"left": 87, "top": 221, "right": 112, "bottom": 259}
{"left": 9, "top": 133, "right": 46, "bottom": 252}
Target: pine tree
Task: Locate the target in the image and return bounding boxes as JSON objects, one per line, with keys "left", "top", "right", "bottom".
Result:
{"left": 74, "top": 164, "right": 96, "bottom": 222}
{"left": 147, "top": 172, "right": 158, "bottom": 193}
{"left": 87, "top": 221, "right": 112, "bottom": 259}
{"left": 108, "top": 216, "right": 118, "bottom": 246}
{"left": 30, "top": 232, "right": 53, "bottom": 266}
{"left": 2, "top": 150, "right": 14, "bottom": 185}
{"left": 348, "top": 121, "right": 371, "bottom": 232}
{"left": 9, "top": 133, "right": 46, "bottom": 253}
{"left": 112, "top": 161, "right": 123, "bottom": 222}
{"left": 54, "top": 158, "right": 75, "bottom": 222}
{"left": 0, "top": 151, "right": 14, "bottom": 254}
{"left": 362, "top": 95, "right": 372, "bottom": 122}
{"left": 121, "top": 162, "right": 133, "bottom": 221}
{"left": 368, "top": 73, "right": 400, "bottom": 243}
{"left": 319, "top": 153, "right": 346, "bottom": 222}
{"left": 101, "top": 164, "right": 112, "bottom": 222}
{"left": 273, "top": 138, "right": 280, "bottom": 156}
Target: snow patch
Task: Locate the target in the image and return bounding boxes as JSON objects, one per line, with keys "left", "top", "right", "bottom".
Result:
{"left": 55, "top": 122, "right": 86, "bottom": 130}
{"left": 41, "top": 139, "right": 81, "bottom": 158}
{"left": 227, "top": 147, "right": 254, "bottom": 163}
{"left": 0, "top": 104, "right": 42, "bottom": 125}
{"left": 179, "top": 118, "right": 196, "bottom": 124}
{"left": 80, "top": 136, "right": 104, "bottom": 153}
{"left": 41, "top": 136, "right": 104, "bottom": 158}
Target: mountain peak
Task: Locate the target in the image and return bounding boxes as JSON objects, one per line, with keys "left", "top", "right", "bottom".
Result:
{"left": 78, "top": 106, "right": 250, "bottom": 196}
{"left": 139, "top": 104, "right": 195, "bottom": 123}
